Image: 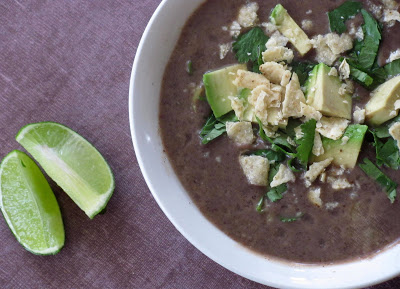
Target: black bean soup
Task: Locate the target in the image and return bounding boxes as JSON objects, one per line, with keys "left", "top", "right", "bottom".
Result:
{"left": 159, "top": 0, "right": 400, "bottom": 263}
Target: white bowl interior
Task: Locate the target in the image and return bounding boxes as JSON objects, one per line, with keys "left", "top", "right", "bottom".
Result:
{"left": 129, "top": 0, "right": 400, "bottom": 287}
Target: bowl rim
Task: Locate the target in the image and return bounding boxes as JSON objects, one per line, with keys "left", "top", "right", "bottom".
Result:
{"left": 129, "top": 0, "right": 400, "bottom": 287}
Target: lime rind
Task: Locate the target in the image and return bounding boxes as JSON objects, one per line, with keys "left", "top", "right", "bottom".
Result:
{"left": 0, "top": 150, "right": 65, "bottom": 255}
{"left": 16, "top": 122, "right": 115, "bottom": 219}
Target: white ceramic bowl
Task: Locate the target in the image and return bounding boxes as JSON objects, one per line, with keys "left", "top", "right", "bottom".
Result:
{"left": 129, "top": 0, "right": 400, "bottom": 287}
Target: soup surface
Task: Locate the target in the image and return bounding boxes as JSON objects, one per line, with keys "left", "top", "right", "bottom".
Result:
{"left": 159, "top": 0, "right": 400, "bottom": 263}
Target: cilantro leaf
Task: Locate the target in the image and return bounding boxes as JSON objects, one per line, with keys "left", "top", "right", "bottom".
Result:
{"left": 252, "top": 45, "right": 265, "bottom": 73}
{"left": 256, "top": 117, "right": 296, "bottom": 156}
{"left": 280, "top": 214, "right": 303, "bottom": 223}
{"left": 267, "top": 184, "right": 287, "bottom": 202}
{"left": 200, "top": 111, "right": 237, "bottom": 144}
{"left": 370, "top": 66, "right": 388, "bottom": 87}
{"left": 379, "top": 138, "right": 400, "bottom": 169}
{"left": 370, "top": 125, "right": 400, "bottom": 169}
{"left": 348, "top": 63, "right": 374, "bottom": 86}
{"left": 357, "top": 9, "right": 381, "bottom": 70}
{"left": 328, "top": 1, "right": 363, "bottom": 33}
{"left": 295, "top": 119, "right": 316, "bottom": 167}
{"left": 248, "top": 149, "right": 286, "bottom": 162}
{"left": 370, "top": 130, "right": 398, "bottom": 169}
{"left": 233, "top": 27, "right": 269, "bottom": 63}
{"left": 373, "top": 115, "right": 400, "bottom": 139}
{"left": 385, "top": 59, "right": 400, "bottom": 78}
{"left": 266, "top": 163, "right": 287, "bottom": 202}
{"left": 256, "top": 159, "right": 288, "bottom": 212}
{"left": 217, "top": 110, "right": 238, "bottom": 124}
{"left": 285, "top": 118, "right": 303, "bottom": 140}
{"left": 359, "top": 158, "right": 397, "bottom": 203}
{"left": 256, "top": 195, "right": 266, "bottom": 212}
{"left": 346, "top": 9, "right": 384, "bottom": 88}
{"left": 290, "top": 61, "right": 316, "bottom": 86}
{"left": 186, "top": 60, "right": 193, "bottom": 75}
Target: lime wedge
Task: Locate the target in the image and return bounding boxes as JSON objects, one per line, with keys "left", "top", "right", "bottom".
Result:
{"left": 0, "top": 150, "right": 64, "bottom": 255}
{"left": 16, "top": 122, "right": 114, "bottom": 219}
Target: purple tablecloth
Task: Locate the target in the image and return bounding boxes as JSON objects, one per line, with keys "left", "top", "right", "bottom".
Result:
{"left": 0, "top": 1, "right": 399, "bottom": 288}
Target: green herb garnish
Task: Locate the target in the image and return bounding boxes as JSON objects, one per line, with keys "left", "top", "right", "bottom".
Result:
{"left": 328, "top": 1, "right": 363, "bottom": 33}
{"left": 186, "top": 60, "right": 193, "bottom": 75}
{"left": 359, "top": 158, "right": 397, "bottom": 203}
{"left": 295, "top": 119, "right": 316, "bottom": 167}
{"left": 266, "top": 163, "right": 287, "bottom": 203}
{"left": 348, "top": 61, "right": 374, "bottom": 86}
{"left": 256, "top": 117, "right": 296, "bottom": 156}
{"left": 374, "top": 115, "right": 400, "bottom": 138}
{"left": 199, "top": 111, "right": 237, "bottom": 144}
{"left": 346, "top": 9, "right": 385, "bottom": 88}
{"left": 233, "top": 27, "right": 268, "bottom": 64}
{"left": 256, "top": 157, "right": 288, "bottom": 211}
{"left": 248, "top": 149, "right": 286, "bottom": 163}
{"left": 290, "top": 61, "right": 316, "bottom": 86}
{"left": 256, "top": 195, "right": 266, "bottom": 212}
{"left": 357, "top": 10, "right": 381, "bottom": 70}
{"left": 280, "top": 214, "right": 302, "bottom": 223}
{"left": 385, "top": 59, "right": 400, "bottom": 78}
{"left": 370, "top": 122, "right": 400, "bottom": 170}
{"left": 252, "top": 46, "right": 265, "bottom": 73}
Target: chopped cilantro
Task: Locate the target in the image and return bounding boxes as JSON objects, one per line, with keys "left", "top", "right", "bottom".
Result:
{"left": 285, "top": 118, "right": 303, "bottom": 139}
{"left": 328, "top": 1, "right": 363, "bottom": 33}
{"left": 256, "top": 159, "right": 288, "bottom": 211}
{"left": 217, "top": 110, "right": 238, "bottom": 124}
{"left": 256, "top": 195, "right": 266, "bottom": 212}
{"left": 266, "top": 163, "right": 287, "bottom": 202}
{"left": 290, "top": 61, "right": 316, "bottom": 86}
{"left": 295, "top": 119, "right": 316, "bottom": 167}
{"left": 186, "top": 60, "right": 193, "bottom": 75}
{"left": 385, "top": 59, "right": 400, "bottom": 78}
{"left": 370, "top": 66, "right": 388, "bottom": 87}
{"left": 378, "top": 138, "right": 400, "bottom": 169}
{"left": 280, "top": 214, "right": 302, "bottom": 223}
{"left": 200, "top": 111, "right": 237, "bottom": 144}
{"left": 357, "top": 10, "right": 381, "bottom": 70}
{"left": 359, "top": 158, "right": 397, "bottom": 203}
{"left": 256, "top": 117, "right": 296, "bottom": 157}
{"left": 233, "top": 27, "right": 268, "bottom": 64}
{"left": 267, "top": 184, "right": 287, "bottom": 202}
{"left": 348, "top": 62, "right": 374, "bottom": 87}
{"left": 374, "top": 115, "right": 400, "bottom": 139}
{"left": 252, "top": 45, "right": 265, "bottom": 73}
{"left": 370, "top": 123, "right": 400, "bottom": 170}
{"left": 346, "top": 9, "right": 385, "bottom": 88}
{"left": 248, "top": 149, "right": 286, "bottom": 163}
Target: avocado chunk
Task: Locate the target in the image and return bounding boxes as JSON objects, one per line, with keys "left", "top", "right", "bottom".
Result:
{"left": 365, "top": 75, "right": 400, "bottom": 126}
{"left": 305, "top": 63, "right": 352, "bottom": 120}
{"left": 203, "top": 64, "right": 247, "bottom": 118}
{"left": 270, "top": 4, "right": 312, "bottom": 56}
{"left": 312, "top": 124, "right": 368, "bottom": 168}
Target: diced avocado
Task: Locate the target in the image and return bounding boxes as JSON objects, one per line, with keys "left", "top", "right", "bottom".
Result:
{"left": 365, "top": 75, "right": 400, "bottom": 126}
{"left": 270, "top": 4, "right": 312, "bottom": 56}
{"left": 312, "top": 124, "right": 368, "bottom": 168}
{"left": 305, "top": 63, "right": 352, "bottom": 119}
{"left": 203, "top": 64, "right": 247, "bottom": 118}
